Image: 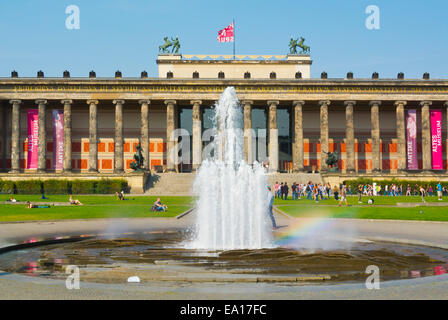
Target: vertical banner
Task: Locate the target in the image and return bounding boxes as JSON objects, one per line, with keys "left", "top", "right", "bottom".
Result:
{"left": 430, "top": 110, "right": 443, "bottom": 170}
{"left": 406, "top": 109, "right": 418, "bottom": 170}
{"left": 27, "top": 109, "right": 39, "bottom": 169}
{"left": 53, "top": 110, "right": 64, "bottom": 170}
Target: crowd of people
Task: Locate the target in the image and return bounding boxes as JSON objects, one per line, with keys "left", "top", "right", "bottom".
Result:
{"left": 273, "top": 181, "right": 447, "bottom": 203}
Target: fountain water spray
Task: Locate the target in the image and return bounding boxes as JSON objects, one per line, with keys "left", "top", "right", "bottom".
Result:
{"left": 189, "top": 87, "right": 273, "bottom": 250}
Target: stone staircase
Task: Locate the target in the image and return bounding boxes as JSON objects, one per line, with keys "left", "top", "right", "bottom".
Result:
{"left": 145, "top": 173, "right": 196, "bottom": 196}
{"left": 144, "top": 172, "right": 323, "bottom": 196}
{"left": 267, "top": 173, "right": 323, "bottom": 186}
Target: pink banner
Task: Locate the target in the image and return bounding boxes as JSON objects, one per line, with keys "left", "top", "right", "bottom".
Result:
{"left": 431, "top": 110, "right": 443, "bottom": 170}
{"left": 53, "top": 110, "right": 64, "bottom": 170}
{"left": 406, "top": 109, "right": 418, "bottom": 170}
{"left": 27, "top": 109, "right": 39, "bottom": 169}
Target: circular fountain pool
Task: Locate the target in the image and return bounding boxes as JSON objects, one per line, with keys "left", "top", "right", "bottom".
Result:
{"left": 0, "top": 230, "right": 447, "bottom": 285}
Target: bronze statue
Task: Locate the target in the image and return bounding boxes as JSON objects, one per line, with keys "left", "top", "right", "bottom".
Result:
{"left": 325, "top": 151, "right": 339, "bottom": 171}
{"left": 289, "top": 36, "right": 310, "bottom": 54}
{"left": 130, "top": 143, "right": 144, "bottom": 171}
{"left": 171, "top": 37, "right": 180, "bottom": 53}
{"left": 159, "top": 36, "right": 180, "bottom": 54}
{"left": 159, "top": 37, "right": 173, "bottom": 53}
{"left": 297, "top": 37, "right": 310, "bottom": 54}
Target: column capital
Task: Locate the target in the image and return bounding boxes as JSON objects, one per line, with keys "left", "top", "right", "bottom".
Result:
{"left": 190, "top": 100, "right": 202, "bottom": 106}
{"left": 138, "top": 100, "right": 150, "bottom": 105}
{"left": 420, "top": 100, "right": 432, "bottom": 106}
{"left": 394, "top": 101, "right": 407, "bottom": 106}
{"left": 369, "top": 101, "right": 381, "bottom": 107}
{"left": 61, "top": 99, "right": 73, "bottom": 105}
{"left": 318, "top": 100, "right": 330, "bottom": 107}
{"left": 9, "top": 99, "right": 21, "bottom": 105}
{"left": 267, "top": 100, "right": 279, "bottom": 106}
{"left": 343, "top": 100, "right": 356, "bottom": 106}
{"left": 35, "top": 99, "right": 47, "bottom": 105}
{"left": 87, "top": 99, "right": 99, "bottom": 105}
{"left": 113, "top": 99, "right": 125, "bottom": 105}
{"left": 242, "top": 100, "right": 254, "bottom": 106}
{"left": 164, "top": 100, "right": 177, "bottom": 105}
{"left": 293, "top": 100, "right": 305, "bottom": 107}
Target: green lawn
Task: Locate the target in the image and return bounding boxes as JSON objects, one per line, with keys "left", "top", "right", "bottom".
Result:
{"left": 278, "top": 205, "right": 448, "bottom": 222}
{"left": 273, "top": 195, "right": 448, "bottom": 206}
{"left": 0, "top": 195, "right": 195, "bottom": 222}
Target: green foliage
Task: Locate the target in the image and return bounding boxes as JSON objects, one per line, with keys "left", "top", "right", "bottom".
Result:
{"left": 1, "top": 180, "right": 15, "bottom": 194}
{"left": 0, "top": 179, "right": 130, "bottom": 195}
{"left": 15, "top": 180, "right": 42, "bottom": 194}
{"left": 70, "top": 179, "right": 97, "bottom": 194}
{"left": 343, "top": 178, "right": 444, "bottom": 193}
{"left": 42, "top": 179, "right": 70, "bottom": 195}
{"left": 96, "top": 179, "right": 128, "bottom": 194}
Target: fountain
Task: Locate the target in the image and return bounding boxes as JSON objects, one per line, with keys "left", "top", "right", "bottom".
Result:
{"left": 189, "top": 87, "right": 273, "bottom": 250}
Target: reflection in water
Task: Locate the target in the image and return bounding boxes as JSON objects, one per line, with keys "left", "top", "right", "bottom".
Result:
{"left": 0, "top": 231, "right": 447, "bottom": 284}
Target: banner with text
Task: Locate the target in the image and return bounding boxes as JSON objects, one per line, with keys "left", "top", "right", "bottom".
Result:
{"left": 430, "top": 109, "right": 443, "bottom": 170}
{"left": 406, "top": 109, "right": 418, "bottom": 170}
{"left": 27, "top": 109, "right": 39, "bottom": 169}
{"left": 53, "top": 110, "right": 64, "bottom": 170}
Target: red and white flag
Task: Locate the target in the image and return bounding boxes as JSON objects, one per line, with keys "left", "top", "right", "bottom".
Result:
{"left": 217, "top": 23, "right": 234, "bottom": 43}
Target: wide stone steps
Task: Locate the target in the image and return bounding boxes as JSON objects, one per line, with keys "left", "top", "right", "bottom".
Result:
{"left": 144, "top": 172, "right": 323, "bottom": 195}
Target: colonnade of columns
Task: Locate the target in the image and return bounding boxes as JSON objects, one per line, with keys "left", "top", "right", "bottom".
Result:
{"left": 4, "top": 99, "right": 448, "bottom": 174}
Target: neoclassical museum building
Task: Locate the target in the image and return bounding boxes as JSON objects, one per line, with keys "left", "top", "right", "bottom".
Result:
{"left": 0, "top": 53, "right": 447, "bottom": 192}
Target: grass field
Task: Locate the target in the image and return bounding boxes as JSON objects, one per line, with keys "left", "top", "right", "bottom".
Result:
{"left": 277, "top": 205, "right": 448, "bottom": 222}
{"left": 0, "top": 195, "right": 195, "bottom": 222}
{"left": 0, "top": 194, "right": 447, "bottom": 222}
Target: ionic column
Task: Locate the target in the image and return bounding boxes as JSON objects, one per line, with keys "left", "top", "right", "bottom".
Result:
{"left": 139, "top": 100, "right": 150, "bottom": 171}
{"left": 87, "top": 100, "right": 99, "bottom": 172}
{"left": 319, "top": 100, "right": 330, "bottom": 172}
{"left": 243, "top": 100, "right": 253, "bottom": 164}
{"left": 395, "top": 101, "right": 407, "bottom": 172}
{"left": 36, "top": 99, "right": 47, "bottom": 173}
{"left": 191, "top": 100, "right": 202, "bottom": 170}
{"left": 9, "top": 100, "right": 21, "bottom": 173}
{"left": 1, "top": 104, "right": 6, "bottom": 171}
{"left": 370, "top": 101, "right": 381, "bottom": 172}
{"left": 267, "top": 101, "right": 279, "bottom": 172}
{"left": 344, "top": 101, "right": 356, "bottom": 173}
{"left": 420, "top": 101, "right": 432, "bottom": 171}
{"left": 292, "top": 101, "right": 305, "bottom": 172}
{"left": 61, "top": 99, "right": 73, "bottom": 172}
{"left": 165, "top": 100, "right": 177, "bottom": 172}
{"left": 113, "top": 100, "right": 125, "bottom": 173}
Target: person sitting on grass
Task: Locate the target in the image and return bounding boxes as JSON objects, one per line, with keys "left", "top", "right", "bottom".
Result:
{"left": 26, "top": 201, "right": 50, "bottom": 209}
{"left": 151, "top": 198, "right": 167, "bottom": 212}
{"left": 116, "top": 191, "right": 124, "bottom": 200}
{"left": 69, "top": 196, "right": 83, "bottom": 206}
{"left": 7, "top": 198, "right": 17, "bottom": 203}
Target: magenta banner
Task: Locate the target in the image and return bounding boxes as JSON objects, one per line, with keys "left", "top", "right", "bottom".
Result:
{"left": 430, "top": 110, "right": 443, "bottom": 170}
{"left": 53, "top": 110, "right": 64, "bottom": 170}
{"left": 27, "top": 109, "right": 39, "bottom": 169}
{"left": 406, "top": 109, "right": 418, "bottom": 170}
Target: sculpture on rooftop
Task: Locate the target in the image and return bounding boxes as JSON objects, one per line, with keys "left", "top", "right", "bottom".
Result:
{"left": 289, "top": 36, "right": 310, "bottom": 54}
{"left": 159, "top": 36, "right": 181, "bottom": 54}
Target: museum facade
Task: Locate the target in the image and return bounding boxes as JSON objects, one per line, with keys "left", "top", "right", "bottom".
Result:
{"left": 1, "top": 54, "right": 448, "bottom": 190}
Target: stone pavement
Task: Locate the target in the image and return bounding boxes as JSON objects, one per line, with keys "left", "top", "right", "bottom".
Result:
{"left": 0, "top": 212, "right": 447, "bottom": 300}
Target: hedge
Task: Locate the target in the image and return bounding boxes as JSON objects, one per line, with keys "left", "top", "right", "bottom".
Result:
{"left": 0, "top": 179, "right": 128, "bottom": 195}
{"left": 343, "top": 178, "right": 445, "bottom": 193}
{"left": 15, "top": 180, "right": 43, "bottom": 195}
{"left": 42, "top": 179, "right": 71, "bottom": 195}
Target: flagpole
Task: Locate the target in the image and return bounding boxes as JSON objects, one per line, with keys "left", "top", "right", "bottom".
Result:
{"left": 233, "top": 19, "right": 235, "bottom": 60}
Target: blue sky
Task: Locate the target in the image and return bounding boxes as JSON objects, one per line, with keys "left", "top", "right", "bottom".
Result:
{"left": 0, "top": 0, "right": 447, "bottom": 78}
